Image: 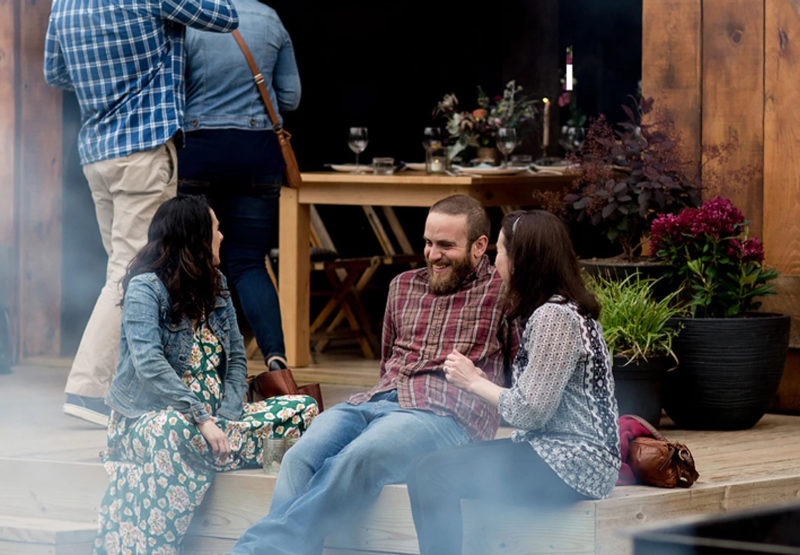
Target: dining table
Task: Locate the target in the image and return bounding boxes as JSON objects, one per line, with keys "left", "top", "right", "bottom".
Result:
{"left": 279, "top": 169, "right": 575, "bottom": 366}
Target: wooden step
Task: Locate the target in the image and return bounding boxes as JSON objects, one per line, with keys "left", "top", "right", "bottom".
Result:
{"left": 5, "top": 413, "right": 800, "bottom": 554}
{"left": 0, "top": 515, "right": 96, "bottom": 555}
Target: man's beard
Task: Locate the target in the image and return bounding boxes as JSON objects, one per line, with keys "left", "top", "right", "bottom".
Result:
{"left": 427, "top": 255, "right": 474, "bottom": 295}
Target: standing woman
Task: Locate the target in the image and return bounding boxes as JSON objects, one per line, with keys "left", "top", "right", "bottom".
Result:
{"left": 407, "top": 210, "right": 620, "bottom": 555}
{"left": 94, "top": 196, "right": 317, "bottom": 555}
{"left": 178, "top": 0, "right": 301, "bottom": 371}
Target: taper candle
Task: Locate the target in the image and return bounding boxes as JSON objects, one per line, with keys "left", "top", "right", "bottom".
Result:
{"left": 542, "top": 97, "right": 551, "bottom": 150}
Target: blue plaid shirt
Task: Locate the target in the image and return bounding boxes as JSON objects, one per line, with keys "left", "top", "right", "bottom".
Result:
{"left": 44, "top": 0, "right": 239, "bottom": 164}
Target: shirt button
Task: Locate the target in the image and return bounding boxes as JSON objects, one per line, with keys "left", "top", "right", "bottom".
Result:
{"left": 250, "top": 119, "right": 257, "bottom": 126}
{"left": 190, "top": 120, "right": 198, "bottom": 127}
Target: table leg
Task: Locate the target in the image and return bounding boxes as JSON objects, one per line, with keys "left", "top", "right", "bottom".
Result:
{"left": 279, "top": 187, "right": 311, "bottom": 367}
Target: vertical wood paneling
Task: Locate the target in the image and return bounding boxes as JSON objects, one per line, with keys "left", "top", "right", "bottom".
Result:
{"left": 641, "top": 0, "right": 703, "bottom": 173}
{"left": 0, "top": 0, "right": 17, "bottom": 303}
{"left": 19, "top": 0, "right": 62, "bottom": 357}
{"left": 764, "top": 0, "right": 800, "bottom": 275}
{"left": 701, "top": 0, "right": 764, "bottom": 238}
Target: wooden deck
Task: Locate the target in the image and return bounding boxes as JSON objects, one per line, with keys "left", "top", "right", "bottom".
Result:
{"left": 2, "top": 356, "right": 800, "bottom": 554}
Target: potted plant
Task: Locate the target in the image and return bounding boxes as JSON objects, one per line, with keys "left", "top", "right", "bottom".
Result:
{"left": 433, "top": 80, "right": 537, "bottom": 163}
{"left": 590, "top": 273, "right": 685, "bottom": 427}
{"left": 649, "top": 196, "right": 790, "bottom": 430}
{"left": 538, "top": 97, "right": 703, "bottom": 292}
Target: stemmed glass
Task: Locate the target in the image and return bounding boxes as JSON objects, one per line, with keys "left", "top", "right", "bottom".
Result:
{"left": 496, "top": 127, "right": 518, "bottom": 168}
{"left": 348, "top": 127, "right": 369, "bottom": 173}
{"left": 422, "top": 126, "right": 443, "bottom": 152}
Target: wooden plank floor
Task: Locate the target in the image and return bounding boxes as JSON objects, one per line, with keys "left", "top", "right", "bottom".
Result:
{"left": 2, "top": 354, "right": 800, "bottom": 554}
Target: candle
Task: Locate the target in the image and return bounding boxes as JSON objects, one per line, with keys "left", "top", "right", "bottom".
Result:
{"left": 566, "top": 46, "right": 574, "bottom": 91}
{"left": 542, "top": 97, "right": 551, "bottom": 150}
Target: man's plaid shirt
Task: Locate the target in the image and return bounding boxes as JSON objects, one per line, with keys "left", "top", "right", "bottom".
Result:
{"left": 44, "top": 0, "right": 238, "bottom": 164}
{"left": 348, "top": 256, "right": 519, "bottom": 441}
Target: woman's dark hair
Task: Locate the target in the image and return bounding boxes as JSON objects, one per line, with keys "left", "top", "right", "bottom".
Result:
{"left": 122, "top": 195, "right": 223, "bottom": 322}
{"left": 501, "top": 210, "right": 600, "bottom": 321}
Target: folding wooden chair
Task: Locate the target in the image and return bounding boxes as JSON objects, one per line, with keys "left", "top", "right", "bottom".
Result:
{"left": 253, "top": 205, "right": 422, "bottom": 360}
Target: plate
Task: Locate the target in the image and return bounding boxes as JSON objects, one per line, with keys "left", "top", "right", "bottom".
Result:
{"left": 454, "top": 165, "right": 525, "bottom": 176}
{"left": 404, "top": 162, "right": 426, "bottom": 171}
{"left": 329, "top": 163, "right": 372, "bottom": 173}
{"left": 531, "top": 158, "right": 578, "bottom": 174}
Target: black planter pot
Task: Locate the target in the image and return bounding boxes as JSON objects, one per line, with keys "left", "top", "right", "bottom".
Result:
{"left": 663, "top": 314, "right": 790, "bottom": 430}
{"left": 613, "top": 355, "right": 673, "bottom": 428}
{"left": 580, "top": 258, "right": 678, "bottom": 301}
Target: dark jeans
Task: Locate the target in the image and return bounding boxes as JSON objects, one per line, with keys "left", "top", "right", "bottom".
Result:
{"left": 178, "top": 129, "right": 285, "bottom": 361}
{"left": 406, "top": 438, "right": 587, "bottom": 555}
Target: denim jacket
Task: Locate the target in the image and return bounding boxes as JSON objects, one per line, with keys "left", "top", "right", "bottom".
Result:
{"left": 183, "top": 0, "right": 300, "bottom": 132}
{"left": 106, "top": 272, "right": 248, "bottom": 424}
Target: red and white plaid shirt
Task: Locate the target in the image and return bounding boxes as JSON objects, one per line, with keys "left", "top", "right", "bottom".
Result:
{"left": 348, "top": 256, "right": 517, "bottom": 441}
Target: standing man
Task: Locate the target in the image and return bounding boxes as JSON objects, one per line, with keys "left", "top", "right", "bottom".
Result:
{"left": 44, "top": 0, "right": 239, "bottom": 426}
{"left": 232, "top": 194, "right": 518, "bottom": 555}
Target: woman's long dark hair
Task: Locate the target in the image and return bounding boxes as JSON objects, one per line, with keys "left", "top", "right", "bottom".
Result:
{"left": 501, "top": 210, "right": 600, "bottom": 322}
{"left": 122, "top": 195, "right": 223, "bottom": 322}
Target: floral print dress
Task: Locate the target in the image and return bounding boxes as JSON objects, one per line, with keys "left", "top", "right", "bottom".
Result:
{"left": 94, "top": 319, "right": 318, "bottom": 555}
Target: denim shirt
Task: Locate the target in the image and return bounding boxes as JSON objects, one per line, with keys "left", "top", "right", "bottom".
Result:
{"left": 183, "top": 0, "right": 300, "bottom": 132}
{"left": 106, "top": 272, "right": 248, "bottom": 424}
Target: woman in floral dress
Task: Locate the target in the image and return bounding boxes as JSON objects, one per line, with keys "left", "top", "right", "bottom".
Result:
{"left": 94, "top": 195, "right": 318, "bottom": 555}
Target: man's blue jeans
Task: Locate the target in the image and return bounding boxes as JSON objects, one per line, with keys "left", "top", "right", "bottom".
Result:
{"left": 232, "top": 390, "right": 469, "bottom": 555}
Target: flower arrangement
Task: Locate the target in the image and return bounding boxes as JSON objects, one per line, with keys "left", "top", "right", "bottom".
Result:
{"left": 433, "top": 80, "right": 537, "bottom": 159}
{"left": 650, "top": 196, "right": 778, "bottom": 318}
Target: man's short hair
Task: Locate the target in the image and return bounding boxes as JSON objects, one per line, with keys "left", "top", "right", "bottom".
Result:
{"left": 429, "top": 194, "right": 490, "bottom": 244}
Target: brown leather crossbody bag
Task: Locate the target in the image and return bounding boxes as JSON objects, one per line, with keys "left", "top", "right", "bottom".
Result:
{"left": 624, "top": 414, "right": 700, "bottom": 488}
{"left": 232, "top": 29, "right": 302, "bottom": 189}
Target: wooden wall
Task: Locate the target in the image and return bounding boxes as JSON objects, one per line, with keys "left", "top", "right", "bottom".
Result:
{"left": 2, "top": 0, "right": 63, "bottom": 360}
{"left": 0, "top": 0, "right": 18, "bottom": 360}
{"left": 643, "top": 0, "right": 800, "bottom": 411}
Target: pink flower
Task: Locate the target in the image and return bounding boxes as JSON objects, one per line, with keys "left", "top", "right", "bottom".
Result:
{"left": 558, "top": 92, "right": 571, "bottom": 107}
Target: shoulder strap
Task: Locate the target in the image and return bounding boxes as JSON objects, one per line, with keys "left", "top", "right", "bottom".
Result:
{"left": 231, "top": 29, "right": 282, "bottom": 129}
{"left": 620, "top": 413, "right": 666, "bottom": 441}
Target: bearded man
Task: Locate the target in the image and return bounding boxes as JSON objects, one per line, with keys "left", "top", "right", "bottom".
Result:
{"left": 232, "top": 194, "right": 517, "bottom": 555}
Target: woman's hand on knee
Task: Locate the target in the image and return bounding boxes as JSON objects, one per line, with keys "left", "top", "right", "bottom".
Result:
{"left": 197, "top": 419, "right": 231, "bottom": 463}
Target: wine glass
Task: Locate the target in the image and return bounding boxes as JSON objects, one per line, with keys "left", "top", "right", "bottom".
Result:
{"left": 559, "top": 126, "right": 586, "bottom": 154}
{"left": 496, "top": 127, "right": 518, "bottom": 168}
{"left": 348, "top": 127, "right": 369, "bottom": 172}
{"left": 422, "top": 127, "right": 443, "bottom": 152}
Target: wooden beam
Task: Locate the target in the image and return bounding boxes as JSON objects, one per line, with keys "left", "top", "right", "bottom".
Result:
{"left": 0, "top": 0, "right": 18, "bottom": 356}
{"left": 18, "top": 0, "right": 63, "bottom": 357}
{"left": 701, "top": 0, "right": 765, "bottom": 238}
{"left": 764, "top": 0, "right": 800, "bottom": 276}
{"left": 641, "top": 0, "right": 703, "bottom": 174}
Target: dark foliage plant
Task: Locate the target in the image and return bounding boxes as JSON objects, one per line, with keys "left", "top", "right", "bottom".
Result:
{"left": 547, "top": 97, "right": 703, "bottom": 260}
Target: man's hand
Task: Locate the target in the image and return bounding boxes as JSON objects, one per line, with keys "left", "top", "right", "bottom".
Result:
{"left": 443, "top": 350, "right": 484, "bottom": 391}
{"left": 197, "top": 419, "right": 231, "bottom": 463}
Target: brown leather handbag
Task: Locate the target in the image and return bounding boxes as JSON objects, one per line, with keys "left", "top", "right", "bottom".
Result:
{"left": 623, "top": 414, "right": 699, "bottom": 488}
{"left": 231, "top": 29, "right": 302, "bottom": 189}
{"left": 246, "top": 368, "right": 324, "bottom": 412}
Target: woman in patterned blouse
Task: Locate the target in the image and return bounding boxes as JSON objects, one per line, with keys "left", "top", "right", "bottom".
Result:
{"left": 94, "top": 196, "right": 317, "bottom": 554}
{"left": 406, "top": 209, "right": 620, "bottom": 555}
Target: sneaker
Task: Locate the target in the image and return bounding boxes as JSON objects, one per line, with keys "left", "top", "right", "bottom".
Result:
{"left": 63, "top": 393, "right": 110, "bottom": 427}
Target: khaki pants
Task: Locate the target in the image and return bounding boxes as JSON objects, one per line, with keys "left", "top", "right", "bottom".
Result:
{"left": 64, "top": 140, "right": 177, "bottom": 398}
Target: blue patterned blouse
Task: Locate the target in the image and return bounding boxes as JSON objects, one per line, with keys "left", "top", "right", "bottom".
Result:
{"left": 497, "top": 296, "right": 621, "bottom": 499}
